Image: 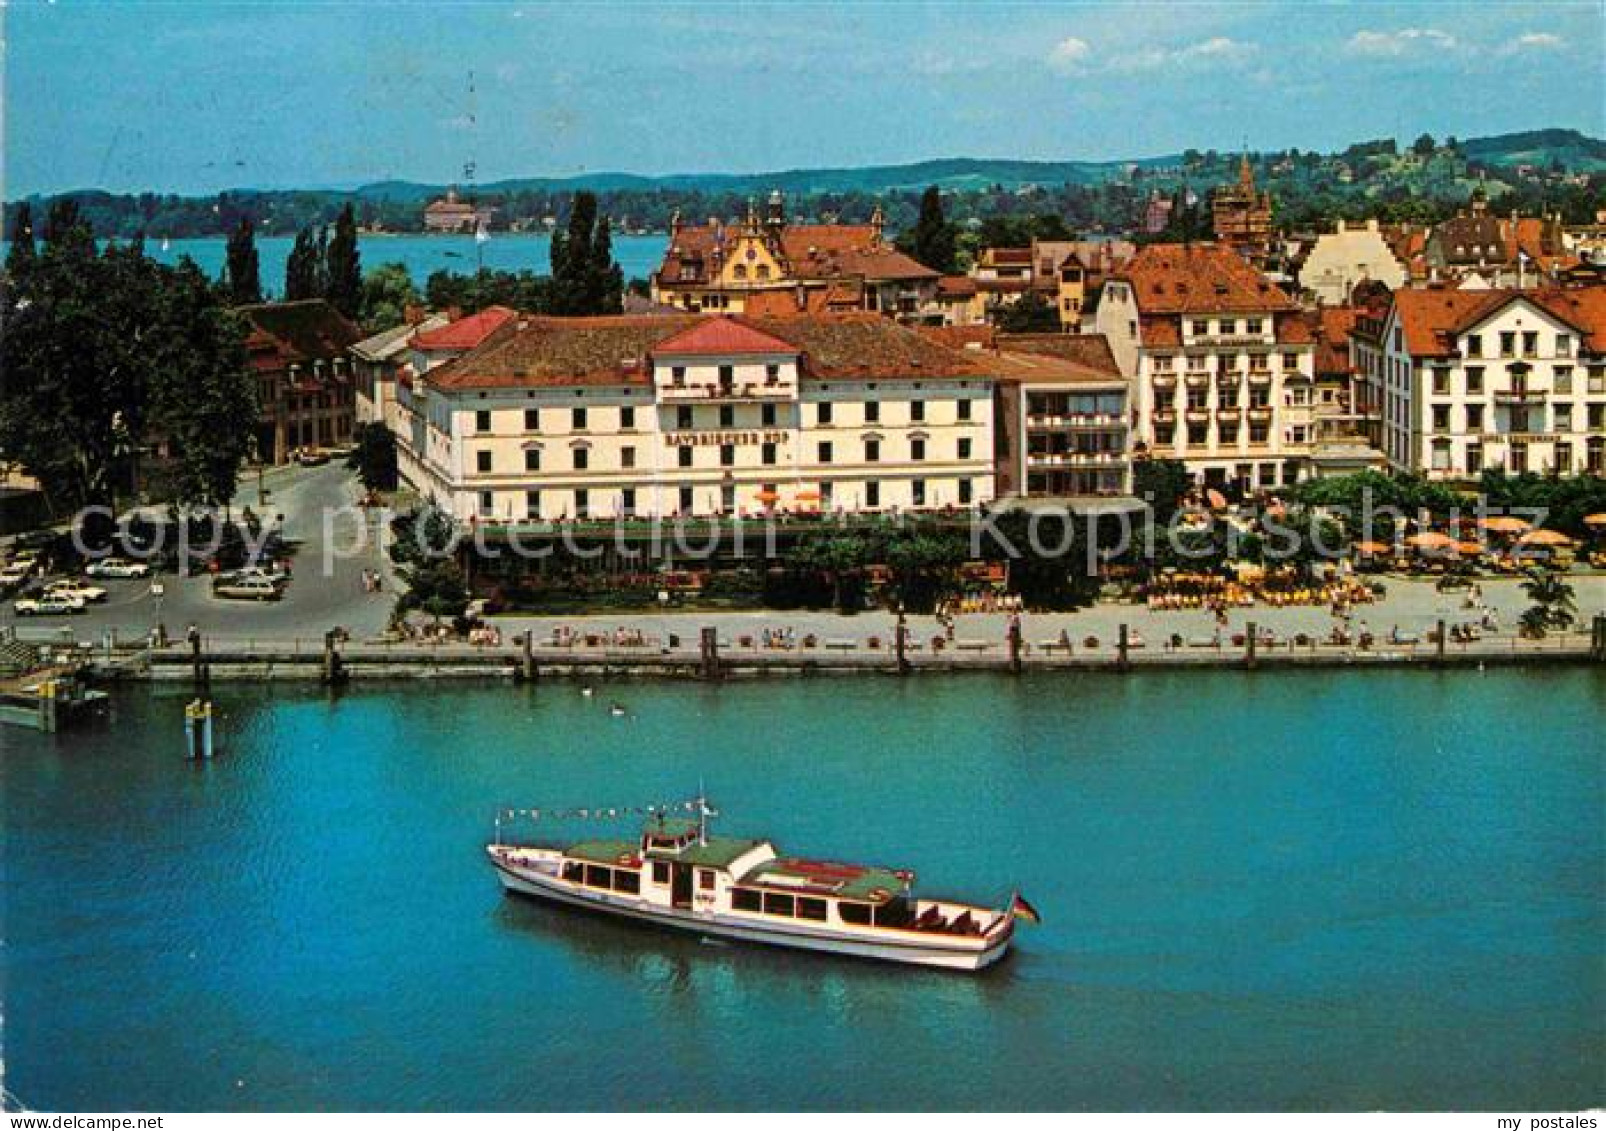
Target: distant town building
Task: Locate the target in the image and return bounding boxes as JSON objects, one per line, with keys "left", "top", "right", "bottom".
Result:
{"left": 963, "top": 239, "right": 1136, "bottom": 330}
{"left": 392, "top": 312, "right": 997, "bottom": 522}
{"left": 651, "top": 193, "right": 939, "bottom": 320}
{"left": 1423, "top": 187, "right": 1575, "bottom": 286}
{"left": 237, "top": 300, "right": 364, "bottom": 463}
{"left": 1211, "top": 156, "right": 1274, "bottom": 261}
{"left": 423, "top": 187, "right": 495, "bottom": 234}
{"left": 1143, "top": 190, "right": 1174, "bottom": 236}
{"left": 988, "top": 332, "right": 1131, "bottom": 498}
{"left": 1362, "top": 286, "right": 1606, "bottom": 478}
{"left": 1094, "top": 243, "right": 1315, "bottom": 493}
{"left": 1297, "top": 219, "right": 1409, "bottom": 305}
{"left": 351, "top": 308, "right": 449, "bottom": 437}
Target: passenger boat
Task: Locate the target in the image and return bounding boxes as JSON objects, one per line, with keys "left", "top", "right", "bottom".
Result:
{"left": 486, "top": 802, "right": 1035, "bottom": 971}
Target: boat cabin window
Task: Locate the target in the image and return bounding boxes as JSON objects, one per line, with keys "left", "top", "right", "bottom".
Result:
{"left": 699, "top": 870, "right": 716, "bottom": 891}
{"left": 613, "top": 870, "right": 641, "bottom": 895}
{"left": 562, "top": 862, "right": 584, "bottom": 883}
{"left": 584, "top": 864, "right": 610, "bottom": 888}
{"left": 798, "top": 897, "right": 828, "bottom": 922}
{"left": 874, "top": 897, "right": 914, "bottom": 929}
{"left": 651, "top": 862, "right": 669, "bottom": 884}
{"left": 731, "top": 887, "right": 762, "bottom": 913}
{"left": 838, "top": 902, "right": 872, "bottom": 926}
{"left": 762, "top": 893, "right": 796, "bottom": 917}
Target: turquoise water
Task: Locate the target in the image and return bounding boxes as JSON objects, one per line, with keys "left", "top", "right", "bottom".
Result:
{"left": 6, "top": 233, "right": 669, "bottom": 291}
{"left": 4, "top": 669, "right": 1603, "bottom": 1111}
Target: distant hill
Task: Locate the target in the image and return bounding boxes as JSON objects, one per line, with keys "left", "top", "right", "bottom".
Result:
{"left": 1458, "top": 128, "right": 1606, "bottom": 172}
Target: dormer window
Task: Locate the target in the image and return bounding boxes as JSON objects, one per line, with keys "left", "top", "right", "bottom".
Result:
{"left": 671, "top": 365, "right": 686, "bottom": 386}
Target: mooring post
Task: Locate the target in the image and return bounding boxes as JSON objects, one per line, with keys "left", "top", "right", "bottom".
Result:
{"left": 700, "top": 626, "right": 720, "bottom": 680}
{"left": 1246, "top": 620, "right": 1258, "bottom": 670}
{"left": 322, "top": 629, "right": 346, "bottom": 686}
{"left": 1117, "top": 623, "right": 1130, "bottom": 672}
{"left": 1437, "top": 618, "right": 1447, "bottom": 664}
{"left": 188, "top": 627, "right": 204, "bottom": 691}
{"left": 201, "top": 699, "right": 215, "bottom": 759}
{"left": 895, "top": 610, "right": 910, "bottom": 675}
{"left": 521, "top": 628, "right": 537, "bottom": 682}
{"left": 1007, "top": 613, "right": 1023, "bottom": 675}
{"left": 1592, "top": 613, "right": 1606, "bottom": 662}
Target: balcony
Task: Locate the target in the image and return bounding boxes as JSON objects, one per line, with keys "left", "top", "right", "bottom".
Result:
{"left": 1184, "top": 372, "right": 1210, "bottom": 388}
{"left": 1185, "top": 408, "right": 1212, "bottom": 424}
{"left": 1247, "top": 370, "right": 1273, "bottom": 386}
{"left": 1493, "top": 386, "right": 1545, "bottom": 404}
{"left": 1216, "top": 406, "right": 1243, "bottom": 420}
{"left": 1151, "top": 373, "right": 1177, "bottom": 390}
{"left": 1152, "top": 408, "right": 1176, "bottom": 425}
{"left": 1247, "top": 407, "right": 1273, "bottom": 423}
{"left": 659, "top": 381, "right": 795, "bottom": 403}
{"left": 1027, "top": 413, "right": 1126, "bottom": 430}
{"left": 1027, "top": 452, "right": 1128, "bottom": 469}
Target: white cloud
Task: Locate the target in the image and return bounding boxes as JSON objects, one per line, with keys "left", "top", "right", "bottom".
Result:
{"left": 1051, "top": 35, "right": 1257, "bottom": 75}
{"left": 1049, "top": 36, "right": 1092, "bottom": 71}
{"left": 1345, "top": 28, "right": 1460, "bottom": 57}
{"left": 1509, "top": 31, "right": 1566, "bottom": 51}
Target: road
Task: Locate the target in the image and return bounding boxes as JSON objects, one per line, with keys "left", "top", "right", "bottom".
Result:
{"left": 2, "top": 462, "right": 395, "bottom": 646}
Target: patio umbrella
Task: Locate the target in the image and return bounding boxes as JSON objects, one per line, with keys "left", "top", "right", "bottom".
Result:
{"left": 755, "top": 490, "right": 780, "bottom": 504}
{"left": 1403, "top": 531, "right": 1456, "bottom": 551}
{"left": 1583, "top": 513, "right": 1606, "bottom": 528}
{"left": 1204, "top": 488, "right": 1228, "bottom": 510}
{"left": 794, "top": 489, "right": 822, "bottom": 502}
{"left": 1479, "top": 515, "right": 1532, "bottom": 534}
{"left": 1353, "top": 541, "right": 1391, "bottom": 555}
{"left": 1452, "top": 541, "right": 1484, "bottom": 556}
{"left": 1516, "top": 528, "right": 1575, "bottom": 548}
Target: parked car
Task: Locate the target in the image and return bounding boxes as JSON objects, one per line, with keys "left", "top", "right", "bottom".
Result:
{"left": 85, "top": 557, "right": 152, "bottom": 579}
{"left": 213, "top": 574, "right": 284, "bottom": 601}
{"left": 44, "top": 579, "right": 108, "bottom": 603}
{"left": 0, "top": 561, "right": 35, "bottom": 591}
{"left": 294, "top": 448, "right": 331, "bottom": 467}
{"left": 14, "top": 594, "right": 86, "bottom": 616}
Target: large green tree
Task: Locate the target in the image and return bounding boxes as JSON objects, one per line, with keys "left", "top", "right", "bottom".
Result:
{"left": 548, "top": 192, "right": 622, "bottom": 316}
{"left": 360, "top": 262, "right": 422, "bottom": 331}
{"left": 225, "top": 216, "right": 262, "bottom": 305}
{"left": 901, "top": 185, "right": 957, "bottom": 274}
{"left": 225, "top": 216, "right": 263, "bottom": 305}
{"left": 325, "top": 204, "right": 362, "bottom": 319}
{"left": 284, "top": 226, "right": 321, "bottom": 301}
{"left": 0, "top": 208, "right": 256, "bottom": 511}
{"left": 5, "top": 201, "right": 37, "bottom": 278}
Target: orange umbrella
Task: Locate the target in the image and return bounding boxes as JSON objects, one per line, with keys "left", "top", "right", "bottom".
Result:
{"left": 1516, "top": 528, "right": 1575, "bottom": 547}
{"left": 1205, "top": 489, "right": 1228, "bottom": 510}
{"left": 755, "top": 490, "right": 780, "bottom": 503}
{"left": 1583, "top": 513, "right": 1606, "bottom": 528}
{"left": 1353, "top": 541, "right": 1391, "bottom": 555}
{"left": 794, "top": 489, "right": 822, "bottom": 502}
{"left": 1452, "top": 541, "right": 1484, "bottom": 556}
{"left": 1479, "top": 515, "right": 1532, "bottom": 534}
{"left": 1403, "top": 531, "right": 1455, "bottom": 550}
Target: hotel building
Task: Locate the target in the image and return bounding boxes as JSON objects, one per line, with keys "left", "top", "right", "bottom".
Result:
{"left": 650, "top": 194, "right": 939, "bottom": 320}
{"left": 237, "top": 299, "right": 364, "bottom": 464}
{"left": 1094, "top": 244, "right": 1316, "bottom": 492}
{"left": 393, "top": 313, "right": 999, "bottom": 522}
{"left": 1364, "top": 287, "right": 1606, "bottom": 477}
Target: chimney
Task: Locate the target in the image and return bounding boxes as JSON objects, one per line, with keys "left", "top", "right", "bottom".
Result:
{"left": 404, "top": 303, "right": 427, "bottom": 326}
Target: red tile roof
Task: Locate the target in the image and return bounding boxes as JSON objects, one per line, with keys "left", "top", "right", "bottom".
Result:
{"left": 412, "top": 305, "right": 518, "bottom": 351}
{"left": 237, "top": 300, "right": 362, "bottom": 370}
{"left": 1311, "top": 307, "right": 1360, "bottom": 375}
{"left": 1389, "top": 286, "right": 1606, "bottom": 357}
{"left": 423, "top": 312, "right": 992, "bottom": 391}
{"left": 1117, "top": 243, "right": 1298, "bottom": 314}
{"left": 657, "top": 222, "right": 937, "bottom": 287}
{"left": 652, "top": 316, "right": 797, "bottom": 356}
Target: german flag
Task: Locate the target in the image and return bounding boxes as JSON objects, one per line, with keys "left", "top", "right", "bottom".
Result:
{"left": 1009, "top": 893, "right": 1042, "bottom": 925}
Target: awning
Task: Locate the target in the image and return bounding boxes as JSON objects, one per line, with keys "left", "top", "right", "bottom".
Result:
{"left": 1479, "top": 515, "right": 1532, "bottom": 534}
{"left": 1516, "top": 529, "right": 1575, "bottom": 547}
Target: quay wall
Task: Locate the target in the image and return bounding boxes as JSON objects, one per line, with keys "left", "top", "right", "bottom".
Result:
{"left": 80, "top": 629, "right": 1605, "bottom": 683}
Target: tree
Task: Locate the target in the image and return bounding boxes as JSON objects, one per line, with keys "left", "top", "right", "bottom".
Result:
{"left": 1411, "top": 133, "right": 1437, "bottom": 158}
{"left": 325, "top": 204, "right": 362, "bottom": 319}
{"left": 1133, "top": 457, "right": 1192, "bottom": 525}
{"left": 0, "top": 212, "right": 256, "bottom": 512}
{"left": 548, "top": 192, "right": 622, "bottom": 316}
{"left": 360, "top": 262, "right": 420, "bottom": 331}
{"left": 1519, "top": 567, "right": 1576, "bottom": 638}
{"left": 901, "top": 185, "right": 957, "bottom": 274}
{"left": 5, "top": 201, "right": 37, "bottom": 278}
{"left": 224, "top": 216, "right": 263, "bottom": 305}
{"left": 284, "top": 227, "right": 320, "bottom": 301}
{"left": 992, "top": 291, "right": 1060, "bottom": 333}
{"left": 346, "top": 421, "right": 398, "bottom": 493}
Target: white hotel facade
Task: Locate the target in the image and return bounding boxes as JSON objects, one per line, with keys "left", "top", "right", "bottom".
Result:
{"left": 391, "top": 314, "right": 1000, "bottom": 522}
{"left": 1363, "top": 287, "right": 1606, "bottom": 478}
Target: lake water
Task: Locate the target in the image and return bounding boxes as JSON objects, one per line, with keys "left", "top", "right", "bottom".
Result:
{"left": 7, "top": 233, "right": 670, "bottom": 292}
{"left": 4, "top": 669, "right": 1603, "bottom": 1111}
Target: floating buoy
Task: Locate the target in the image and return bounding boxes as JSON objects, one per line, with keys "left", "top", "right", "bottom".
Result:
{"left": 581, "top": 687, "right": 595, "bottom": 698}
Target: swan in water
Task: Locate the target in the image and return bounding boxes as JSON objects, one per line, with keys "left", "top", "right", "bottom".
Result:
{"left": 609, "top": 703, "right": 627, "bottom": 718}
{"left": 580, "top": 686, "right": 595, "bottom": 698}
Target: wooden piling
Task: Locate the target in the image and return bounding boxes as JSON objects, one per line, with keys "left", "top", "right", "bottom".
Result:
{"left": 1245, "top": 620, "right": 1258, "bottom": 670}
{"left": 1117, "top": 623, "right": 1130, "bottom": 672}
{"left": 700, "top": 626, "right": 721, "bottom": 680}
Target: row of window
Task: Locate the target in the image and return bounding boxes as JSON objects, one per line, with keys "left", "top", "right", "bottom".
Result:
{"left": 1159, "top": 388, "right": 1277, "bottom": 410}
{"left": 473, "top": 438, "right": 978, "bottom": 475}
{"left": 1427, "top": 438, "right": 1606, "bottom": 475}
{"left": 560, "top": 861, "right": 643, "bottom": 895}
{"left": 1185, "top": 318, "right": 1274, "bottom": 338}
{"left": 729, "top": 887, "right": 832, "bottom": 921}
{"left": 1425, "top": 403, "right": 1605, "bottom": 433}
{"left": 469, "top": 399, "right": 975, "bottom": 436}
{"left": 483, "top": 478, "right": 980, "bottom": 519}
{"left": 1463, "top": 331, "right": 1573, "bottom": 359}
{"left": 1429, "top": 365, "right": 1606, "bottom": 397}
{"left": 1154, "top": 423, "right": 1275, "bottom": 447}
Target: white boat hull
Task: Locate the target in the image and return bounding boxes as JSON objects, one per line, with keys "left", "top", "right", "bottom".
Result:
{"left": 491, "top": 855, "right": 1012, "bottom": 972}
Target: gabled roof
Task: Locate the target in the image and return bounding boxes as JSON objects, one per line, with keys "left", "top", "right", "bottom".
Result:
{"left": 1115, "top": 243, "right": 1298, "bottom": 314}
{"left": 423, "top": 312, "right": 994, "bottom": 392}
{"left": 1311, "top": 307, "right": 1360, "bottom": 376}
{"left": 236, "top": 299, "right": 362, "bottom": 368}
{"left": 352, "top": 314, "right": 449, "bottom": 362}
{"left": 996, "top": 332, "right": 1122, "bottom": 379}
{"left": 656, "top": 220, "right": 937, "bottom": 287}
{"left": 652, "top": 316, "right": 797, "bottom": 357}
{"left": 1388, "top": 286, "right": 1606, "bottom": 357}
{"left": 412, "top": 305, "right": 518, "bottom": 351}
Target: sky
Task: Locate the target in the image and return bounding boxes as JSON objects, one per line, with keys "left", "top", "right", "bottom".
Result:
{"left": 4, "top": 0, "right": 1603, "bottom": 197}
